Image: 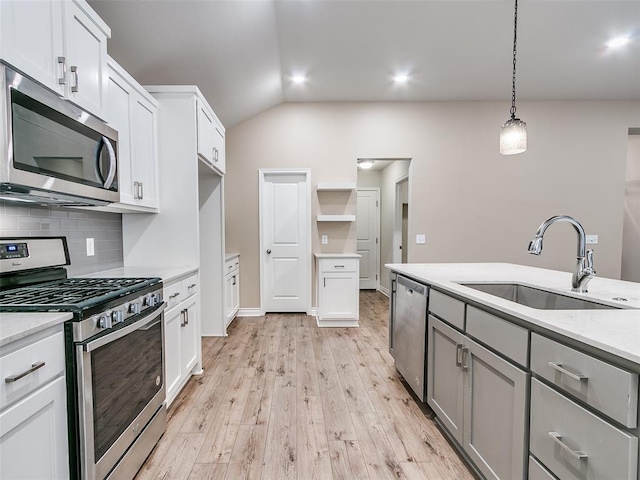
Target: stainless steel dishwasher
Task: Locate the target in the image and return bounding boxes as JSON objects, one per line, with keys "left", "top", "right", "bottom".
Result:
{"left": 389, "top": 273, "right": 429, "bottom": 401}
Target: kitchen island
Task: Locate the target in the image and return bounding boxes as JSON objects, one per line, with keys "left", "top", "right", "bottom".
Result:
{"left": 387, "top": 262, "right": 639, "bottom": 480}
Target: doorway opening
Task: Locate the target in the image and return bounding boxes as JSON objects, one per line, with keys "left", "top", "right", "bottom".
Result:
{"left": 621, "top": 129, "right": 640, "bottom": 282}
{"left": 356, "top": 158, "right": 411, "bottom": 296}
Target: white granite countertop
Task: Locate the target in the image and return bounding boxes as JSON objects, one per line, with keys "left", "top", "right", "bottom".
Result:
{"left": 386, "top": 263, "right": 640, "bottom": 365}
{"left": 315, "top": 253, "right": 362, "bottom": 258}
{"left": 81, "top": 265, "right": 198, "bottom": 284}
{"left": 0, "top": 312, "right": 73, "bottom": 347}
{"left": 225, "top": 253, "right": 240, "bottom": 261}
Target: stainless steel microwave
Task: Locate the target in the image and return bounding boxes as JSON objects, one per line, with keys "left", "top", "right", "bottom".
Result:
{"left": 0, "top": 63, "right": 119, "bottom": 206}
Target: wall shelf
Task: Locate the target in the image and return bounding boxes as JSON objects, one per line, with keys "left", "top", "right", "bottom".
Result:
{"left": 316, "top": 215, "right": 356, "bottom": 222}
{"left": 316, "top": 182, "right": 357, "bottom": 192}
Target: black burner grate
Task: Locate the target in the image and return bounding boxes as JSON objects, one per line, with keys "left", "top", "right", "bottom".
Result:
{"left": 0, "top": 277, "right": 159, "bottom": 311}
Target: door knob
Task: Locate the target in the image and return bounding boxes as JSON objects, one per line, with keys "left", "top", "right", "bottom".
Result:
{"left": 267, "top": 249, "right": 271, "bottom": 254}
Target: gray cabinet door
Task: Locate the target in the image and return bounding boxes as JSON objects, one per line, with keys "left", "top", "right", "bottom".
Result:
{"left": 427, "top": 315, "right": 465, "bottom": 443}
{"left": 462, "top": 337, "right": 529, "bottom": 480}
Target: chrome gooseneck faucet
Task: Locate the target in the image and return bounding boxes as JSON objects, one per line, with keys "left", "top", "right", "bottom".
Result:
{"left": 528, "top": 215, "right": 596, "bottom": 293}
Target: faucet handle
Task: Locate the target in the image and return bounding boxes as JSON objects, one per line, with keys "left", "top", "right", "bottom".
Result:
{"left": 585, "top": 249, "right": 595, "bottom": 272}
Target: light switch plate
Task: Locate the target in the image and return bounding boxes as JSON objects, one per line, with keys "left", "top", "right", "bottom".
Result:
{"left": 321, "top": 235, "right": 328, "bottom": 245}
{"left": 416, "top": 234, "right": 426, "bottom": 244}
{"left": 586, "top": 234, "right": 598, "bottom": 245}
{"left": 86, "top": 237, "right": 95, "bottom": 256}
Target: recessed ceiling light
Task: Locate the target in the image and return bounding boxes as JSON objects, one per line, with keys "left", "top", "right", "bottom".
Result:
{"left": 358, "top": 159, "right": 374, "bottom": 169}
{"left": 393, "top": 74, "right": 409, "bottom": 84}
{"left": 606, "top": 36, "right": 630, "bottom": 48}
{"left": 292, "top": 75, "right": 306, "bottom": 84}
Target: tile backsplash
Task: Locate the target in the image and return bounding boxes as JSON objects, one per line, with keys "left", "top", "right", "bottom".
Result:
{"left": 0, "top": 202, "right": 124, "bottom": 276}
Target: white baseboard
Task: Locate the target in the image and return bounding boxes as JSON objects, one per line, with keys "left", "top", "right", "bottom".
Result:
{"left": 378, "top": 285, "right": 390, "bottom": 297}
{"left": 237, "top": 308, "right": 263, "bottom": 317}
{"left": 316, "top": 318, "right": 359, "bottom": 328}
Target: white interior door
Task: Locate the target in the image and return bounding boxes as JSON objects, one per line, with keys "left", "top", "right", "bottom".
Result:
{"left": 357, "top": 188, "right": 380, "bottom": 289}
{"left": 260, "top": 171, "right": 311, "bottom": 313}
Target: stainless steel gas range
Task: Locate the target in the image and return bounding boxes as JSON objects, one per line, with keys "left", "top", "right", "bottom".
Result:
{"left": 0, "top": 237, "right": 166, "bottom": 480}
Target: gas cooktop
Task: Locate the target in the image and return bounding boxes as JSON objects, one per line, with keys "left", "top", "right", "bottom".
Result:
{"left": 0, "top": 277, "right": 160, "bottom": 312}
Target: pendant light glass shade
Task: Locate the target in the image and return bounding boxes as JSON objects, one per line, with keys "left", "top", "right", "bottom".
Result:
{"left": 500, "top": 117, "right": 527, "bottom": 155}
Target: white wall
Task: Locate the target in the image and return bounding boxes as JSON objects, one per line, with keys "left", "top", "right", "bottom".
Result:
{"left": 621, "top": 134, "right": 640, "bottom": 282}
{"left": 357, "top": 170, "right": 381, "bottom": 188}
{"left": 225, "top": 100, "right": 640, "bottom": 308}
{"left": 380, "top": 161, "right": 410, "bottom": 291}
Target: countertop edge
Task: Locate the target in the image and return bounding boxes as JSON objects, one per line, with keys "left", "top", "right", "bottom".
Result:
{"left": 0, "top": 312, "right": 73, "bottom": 347}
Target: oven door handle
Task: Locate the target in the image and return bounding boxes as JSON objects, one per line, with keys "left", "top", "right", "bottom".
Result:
{"left": 83, "top": 303, "right": 165, "bottom": 352}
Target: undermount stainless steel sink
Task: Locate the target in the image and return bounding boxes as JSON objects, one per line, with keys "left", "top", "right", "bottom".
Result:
{"left": 458, "top": 283, "right": 622, "bottom": 310}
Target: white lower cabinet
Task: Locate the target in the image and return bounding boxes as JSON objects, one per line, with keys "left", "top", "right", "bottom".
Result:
{"left": 315, "top": 255, "right": 359, "bottom": 327}
{"left": 163, "top": 273, "right": 201, "bottom": 406}
{"left": 0, "top": 376, "right": 69, "bottom": 480}
{"left": 224, "top": 255, "right": 240, "bottom": 328}
{"left": 0, "top": 326, "right": 69, "bottom": 480}
{"left": 427, "top": 315, "right": 529, "bottom": 480}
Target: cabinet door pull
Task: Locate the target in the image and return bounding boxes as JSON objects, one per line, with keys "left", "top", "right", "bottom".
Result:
{"left": 57, "top": 57, "right": 67, "bottom": 85}
{"left": 70, "top": 66, "right": 79, "bottom": 92}
{"left": 548, "top": 432, "right": 588, "bottom": 460}
{"left": 139, "top": 181, "right": 144, "bottom": 199}
{"left": 324, "top": 278, "right": 326, "bottom": 288}
{"left": 185, "top": 308, "right": 189, "bottom": 326}
{"left": 232, "top": 276, "right": 236, "bottom": 286}
{"left": 461, "top": 347, "right": 469, "bottom": 370}
{"left": 5, "top": 362, "right": 46, "bottom": 383}
{"left": 455, "top": 344, "right": 463, "bottom": 367}
{"left": 548, "top": 362, "right": 588, "bottom": 382}
{"left": 180, "top": 309, "right": 186, "bottom": 327}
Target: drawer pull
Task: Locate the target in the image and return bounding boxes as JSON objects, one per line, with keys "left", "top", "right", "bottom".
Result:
{"left": 548, "top": 432, "right": 588, "bottom": 460}
{"left": 188, "top": 283, "right": 197, "bottom": 289}
{"left": 169, "top": 292, "right": 180, "bottom": 299}
{"left": 549, "top": 362, "right": 588, "bottom": 382}
{"left": 5, "top": 362, "right": 46, "bottom": 383}
{"left": 334, "top": 265, "right": 345, "bottom": 268}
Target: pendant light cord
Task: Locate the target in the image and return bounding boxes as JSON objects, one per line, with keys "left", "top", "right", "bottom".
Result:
{"left": 510, "top": 0, "right": 519, "bottom": 119}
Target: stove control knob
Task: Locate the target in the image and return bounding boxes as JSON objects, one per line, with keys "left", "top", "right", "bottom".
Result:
{"left": 112, "top": 310, "right": 124, "bottom": 323}
{"left": 98, "top": 315, "right": 113, "bottom": 329}
{"left": 146, "top": 293, "right": 161, "bottom": 307}
{"left": 129, "top": 302, "right": 141, "bottom": 314}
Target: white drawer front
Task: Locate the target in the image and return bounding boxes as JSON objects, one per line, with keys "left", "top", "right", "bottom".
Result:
{"left": 530, "top": 378, "right": 638, "bottom": 480}
{"left": 466, "top": 306, "right": 528, "bottom": 367}
{"left": 320, "top": 258, "right": 357, "bottom": 273}
{"left": 164, "top": 281, "right": 183, "bottom": 311}
{"left": 182, "top": 273, "right": 199, "bottom": 299}
{"left": 531, "top": 333, "right": 638, "bottom": 428}
{"left": 0, "top": 331, "right": 65, "bottom": 410}
{"left": 429, "top": 290, "right": 465, "bottom": 330}
{"left": 529, "top": 456, "right": 557, "bottom": 480}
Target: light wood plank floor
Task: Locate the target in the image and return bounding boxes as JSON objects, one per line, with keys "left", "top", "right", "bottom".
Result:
{"left": 135, "top": 291, "right": 475, "bottom": 480}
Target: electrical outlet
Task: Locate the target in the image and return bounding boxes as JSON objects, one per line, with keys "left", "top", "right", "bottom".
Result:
{"left": 86, "top": 238, "right": 95, "bottom": 256}
{"left": 416, "top": 234, "right": 426, "bottom": 244}
{"left": 586, "top": 234, "right": 598, "bottom": 245}
{"left": 321, "top": 235, "right": 328, "bottom": 245}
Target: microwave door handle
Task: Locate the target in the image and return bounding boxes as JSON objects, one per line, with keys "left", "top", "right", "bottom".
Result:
{"left": 101, "top": 136, "right": 117, "bottom": 189}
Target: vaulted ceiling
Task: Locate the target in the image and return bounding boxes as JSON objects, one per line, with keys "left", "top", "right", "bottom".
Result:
{"left": 89, "top": 0, "right": 640, "bottom": 128}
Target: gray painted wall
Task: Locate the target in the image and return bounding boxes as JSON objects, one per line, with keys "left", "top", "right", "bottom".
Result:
{"left": 0, "top": 202, "right": 124, "bottom": 277}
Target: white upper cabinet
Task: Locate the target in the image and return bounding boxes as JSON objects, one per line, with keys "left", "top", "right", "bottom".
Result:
{"left": 63, "top": 0, "right": 109, "bottom": 119}
{"left": 0, "top": 0, "right": 110, "bottom": 119}
{"left": 106, "top": 57, "right": 159, "bottom": 212}
{"left": 0, "top": 0, "right": 65, "bottom": 95}
{"left": 196, "top": 99, "right": 225, "bottom": 175}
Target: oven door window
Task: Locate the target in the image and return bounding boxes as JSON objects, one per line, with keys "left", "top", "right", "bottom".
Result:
{"left": 90, "top": 318, "right": 162, "bottom": 461}
{"left": 10, "top": 88, "right": 118, "bottom": 192}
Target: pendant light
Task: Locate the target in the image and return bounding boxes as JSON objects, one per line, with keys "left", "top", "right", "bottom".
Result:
{"left": 500, "top": 0, "right": 527, "bottom": 155}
